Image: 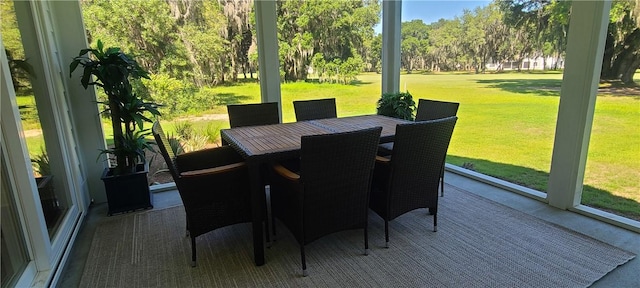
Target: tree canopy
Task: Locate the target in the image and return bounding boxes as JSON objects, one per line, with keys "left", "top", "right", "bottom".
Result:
{"left": 4, "top": 0, "right": 638, "bottom": 118}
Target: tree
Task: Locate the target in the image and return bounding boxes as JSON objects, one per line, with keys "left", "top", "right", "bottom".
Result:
{"left": 276, "top": 0, "right": 379, "bottom": 81}
{"left": 461, "top": 9, "right": 488, "bottom": 73}
{"left": 166, "top": 0, "right": 228, "bottom": 86}
{"left": 401, "top": 20, "right": 430, "bottom": 73}
{"left": 501, "top": 0, "right": 639, "bottom": 84}
{"left": 365, "top": 33, "right": 382, "bottom": 73}
{"left": 82, "top": 0, "right": 231, "bottom": 87}
{"left": 218, "top": 0, "right": 254, "bottom": 82}
{"left": 481, "top": 4, "right": 510, "bottom": 72}
{"left": 426, "top": 18, "right": 465, "bottom": 72}
{"left": 82, "top": 0, "right": 181, "bottom": 75}
{"left": 1, "top": 1, "right": 34, "bottom": 91}
{"left": 601, "top": 0, "right": 640, "bottom": 85}
{"left": 501, "top": 24, "right": 536, "bottom": 71}
{"left": 500, "top": 0, "right": 570, "bottom": 70}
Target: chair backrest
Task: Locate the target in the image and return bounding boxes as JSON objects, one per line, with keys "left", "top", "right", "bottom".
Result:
{"left": 415, "top": 99, "right": 459, "bottom": 121}
{"left": 152, "top": 121, "right": 179, "bottom": 181}
{"left": 299, "top": 127, "right": 382, "bottom": 242}
{"left": 387, "top": 116, "right": 458, "bottom": 217}
{"left": 293, "top": 98, "right": 337, "bottom": 121}
{"left": 227, "top": 102, "right": 280, "bottom": 128}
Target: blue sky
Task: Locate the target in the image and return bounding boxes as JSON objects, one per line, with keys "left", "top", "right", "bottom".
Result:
{"left": 375, "top": 0, "right": 492, "bottom": 34}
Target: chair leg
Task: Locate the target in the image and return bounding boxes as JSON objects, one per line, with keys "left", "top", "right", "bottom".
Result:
{"left": 190, "top": 236, "right": 197, "bottom": 267}
{"left": 272, "top": 216, "right": 277, "bottom": 237}
{"left": 384, "top": 220, "right": 389, "bottom": 248}
{"left": 301, "top": 245, "right": 308, "bottom": 277}
{"left": 265, "top": 221, "right": 271, "bottom": 247}
{"left": 364, "top": 224, "right": 369, "bottom": 255}
{"left": 433, "top": 209, "right": 438, "bottom": 232}
{"left": 265, "top": 185, "right": 272, "bottom": 246}
{"left": 267, "top": 185, "right": 277, "bottom": 241}
{"left": 440, "top": 167, "right": 445, "bottom": 197}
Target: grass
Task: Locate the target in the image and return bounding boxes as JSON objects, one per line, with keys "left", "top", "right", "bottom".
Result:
{"left": 16, "top": 94, "right": 42, "bottom": 130}
{"left": 20, "top": 71, "right": 640, "bottom": 220}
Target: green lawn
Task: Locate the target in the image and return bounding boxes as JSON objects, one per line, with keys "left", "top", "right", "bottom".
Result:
{"left": 207, "top": 72, "right": 640, "bottom": 219}
{"left": 21, "top": 71, "right": 640, "bottom": 219}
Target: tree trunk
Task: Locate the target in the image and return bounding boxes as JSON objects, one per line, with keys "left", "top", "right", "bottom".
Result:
{"left": 179, "top": 31, "right": 204, "bottom": 87}
{"left": 620, "top": 56, "right": 640, "bottom": 85}
{"left": 166, "top": 0, "right": 203, "bottom": 86}
{"left": 108, "top": 95, "right": 126, "bottom": 173}
{"left": 604, "top": 28, "right": 640, "bottom": 82}
{"left": 220, "top": 56, "right": 226, "bottom": 84}
{"left": 600, "top": 31, "right": 616, "bottom": 79}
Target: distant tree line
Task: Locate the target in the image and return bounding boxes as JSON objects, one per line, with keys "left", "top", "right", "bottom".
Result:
{"left": 2, "top": 0, "right": 638, "bottom": 117}
{"left": 81, "top": 0, "right": 640, "bottom": 86}
{"left": 397, "top": 0, "right": 639, "bottom": 85}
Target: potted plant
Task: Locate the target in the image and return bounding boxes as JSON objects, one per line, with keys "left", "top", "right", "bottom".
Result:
{"left": 31, "top": 148, "right": 61, "bottom": 228}
{"left": 70, "top": 40, "right": 161, "bottom": 215}
{"left": 376, "top": 91, "right": 416, "bottom": 120}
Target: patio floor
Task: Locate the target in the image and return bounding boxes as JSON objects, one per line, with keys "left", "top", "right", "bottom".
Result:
{"left": 56, "top": 171, "right": 639, "bottom": 287}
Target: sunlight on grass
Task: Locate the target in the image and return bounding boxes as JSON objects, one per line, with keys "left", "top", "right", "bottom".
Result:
{"left": 22, "top": 71, "right": 639, "bottom": 219}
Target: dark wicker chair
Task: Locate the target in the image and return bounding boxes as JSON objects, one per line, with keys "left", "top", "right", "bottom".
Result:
{"left": 379, "top": 98, "right": 459, "bottom": 196}
{"left": 415, "top": 99, "right": 460, "bottom": 122}
{"left": 152, "top": 121, "right": 253, "bottom": 267}
{"left": 370, "top": 116, "right": 457, "bottom": 247}
{"left": 270, "top": 127, "right": 382, "bottom": 276}
{"left": 293, "top": 98, "right": 337, "bottom": 121}
{"left": 227, "top": 102, "right": 280, "bottom": 128}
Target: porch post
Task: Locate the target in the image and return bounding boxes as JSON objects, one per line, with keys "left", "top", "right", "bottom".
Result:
{"left": 547, "top": 0, "right": 611, "bottom": 209}
{"left": 381, "top": 0, "right": 401, "bottom": 94}
{"left": 254, "top": 0, "right": 282, "bottom": 121}
{"left": 50, "top": 0, "right": 106, "bottom": 206}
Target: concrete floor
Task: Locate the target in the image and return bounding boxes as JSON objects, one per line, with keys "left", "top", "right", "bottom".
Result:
{"left": 56, "top": 172, "right": 639, "bottom": 287}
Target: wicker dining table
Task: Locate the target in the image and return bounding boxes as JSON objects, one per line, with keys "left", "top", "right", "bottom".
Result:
{"left": 220, "top": 114, "right": 410, "bottom": 266}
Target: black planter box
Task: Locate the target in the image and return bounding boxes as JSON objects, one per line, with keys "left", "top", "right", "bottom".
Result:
{"left": 101, "top": 163, "right": 153, "bottom": 216}
{"left": 36, "top": 175, "right": 61, "bottom": 228}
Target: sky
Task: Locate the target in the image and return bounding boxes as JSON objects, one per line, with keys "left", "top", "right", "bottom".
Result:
{"left": 374, "top": 0, "right": 492, "bottom": 34}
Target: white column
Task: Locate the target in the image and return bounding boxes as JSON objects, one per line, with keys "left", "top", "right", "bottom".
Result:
{"left": 50, "top": 0, "right": 108, "bottom": 204}
{"left": 254, "top": 0, "right": 282, "bottom": 121}
{"left": 547, "top": 0, "right": 611, "bottom": 209}
{"left": 381, "top": 0, "right": 401, "bottom": 94}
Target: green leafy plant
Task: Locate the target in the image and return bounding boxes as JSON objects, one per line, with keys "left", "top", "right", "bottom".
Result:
{"left": 166, "top": 132, "right": 185, "bottom": 156}
{"left": 31, "top": 147, "right": 50, "bottom": 177}
{"left": 203, "top": 122, "right": 223, "bottom": 145}
{"left": 376, "top": 91, "right": 416, "bottom": 120}
{"left": 70, "top": 40, "right": 161, "bottom": 175}
{"left": 173, "top": 121, "right": 209, "bottom": 152}
{"left": 174, "top": 121, "right": 195, "bottom": 139}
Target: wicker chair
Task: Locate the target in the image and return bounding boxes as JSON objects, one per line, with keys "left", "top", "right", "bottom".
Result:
{"left": 370, "top": 116, "right": 457, "bottom": 247}
{"left": 152, "top": 121, "right": 253, "bottom": 267}
{"left": 378, "top": 99, "right": 459, "bottom": 196}
{"left": 414, "top": 99, "right": 460, "bottom": 122}
{"left": 227, "top": 102, "right": 280, "bottom": 128}
{"left": 270, "top": 127, "right": 382, "bottom": 276}
{"left": 293, "top": 98, "right": 337, "bottom": 121}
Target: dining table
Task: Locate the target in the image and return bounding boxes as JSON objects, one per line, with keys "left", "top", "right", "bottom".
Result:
{"left": 220, "top": 114, "right": 411, "bottom": 266}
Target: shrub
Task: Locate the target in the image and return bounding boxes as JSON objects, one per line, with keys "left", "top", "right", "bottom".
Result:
{"left": 31, "top": 148, "right": 50, "bottom": 177}
{"left": 202, "top": 122, "right": 223, "bottom": 145}
{"left": 172, "top": 120, "right": 213, "bottom": 152}
{"left": 173, "top": 121, "right": 195, "bottom": 140}
{"left": 376, "top": 91, "right": 416, "bottom": 120}
{"left": 144, "top": 73, "right": 196, "bottom": 117}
